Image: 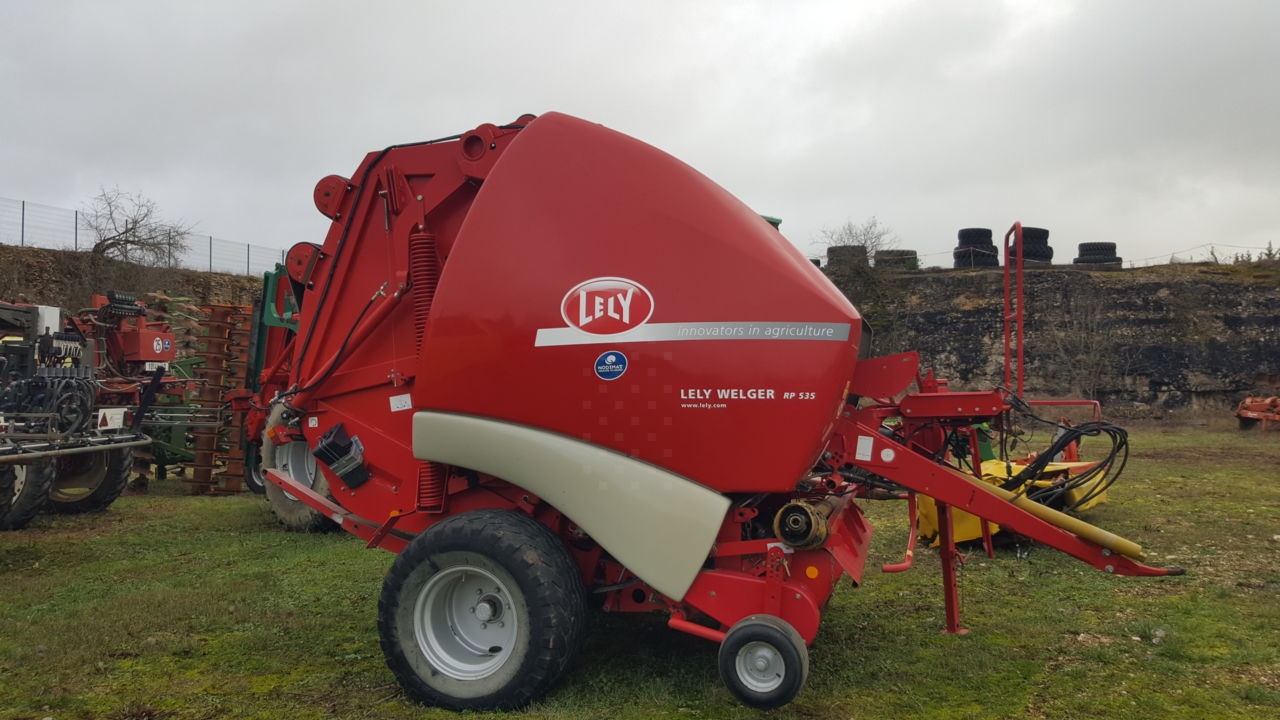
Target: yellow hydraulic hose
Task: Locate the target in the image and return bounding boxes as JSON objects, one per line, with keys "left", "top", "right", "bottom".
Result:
{"left": 958, "top": 469, "right": 1145, "bottom": 560}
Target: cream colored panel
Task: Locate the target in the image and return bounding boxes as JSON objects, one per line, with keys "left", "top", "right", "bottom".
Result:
{"left": 412, "top": 411, "right": 729, "bottom": 600}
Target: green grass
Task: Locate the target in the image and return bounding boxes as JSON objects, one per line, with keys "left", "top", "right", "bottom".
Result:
{"left": 2, "top": 426, "right": 1277, "bottom": 719}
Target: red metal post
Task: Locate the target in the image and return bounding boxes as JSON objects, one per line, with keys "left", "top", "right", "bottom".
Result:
{"left": 1002, "top": 222, "right": 1026, "bottom": 396}
{"left": 935, "top": 501, "right": 969, "bottom": 635}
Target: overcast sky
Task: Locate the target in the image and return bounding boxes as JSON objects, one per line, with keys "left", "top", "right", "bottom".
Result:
{"left": 2, "top": 0, "right": 1277, "bottom": 267}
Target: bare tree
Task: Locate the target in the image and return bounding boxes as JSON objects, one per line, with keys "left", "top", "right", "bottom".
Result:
{"left": 817, "top": 216, "right": 899, "bottom": 254}
{"left": 82, "top": 187, "right": 191, "bottom": 266}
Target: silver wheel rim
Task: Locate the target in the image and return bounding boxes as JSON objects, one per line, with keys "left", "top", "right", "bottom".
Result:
{"left": 735, "top": 640, "right": 785, "bottom": 693}
{"left": 278, "top": 441, "right": 317, "bottom": 502}
{"left": 414, "top": 566, "right": 517, "bottom": 680}
{"left": 13, "top": 466, "right": 27, "bottom": 496}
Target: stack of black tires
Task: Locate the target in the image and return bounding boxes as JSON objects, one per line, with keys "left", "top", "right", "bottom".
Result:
{"left": 1073, "top": 242, "right": 1122, "bottom": 268}
{"left": 953, "top": 228, "right": 999, "bottom": 268}
{"left": 826, "top": 244, "right": 869, "bottom": 270}
{"left": 873, "top": 249, "right": 919, "bottom": 270}
{"left": 1010, "top": 227, "right": 1053, "bottom": 265}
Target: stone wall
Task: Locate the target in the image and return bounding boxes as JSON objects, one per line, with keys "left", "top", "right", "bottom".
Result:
{"left": 825, "top": 260, "right": 1280, "bottom": 413}
{"left": 0, "top": 244, "right": 262, "bottom": 311}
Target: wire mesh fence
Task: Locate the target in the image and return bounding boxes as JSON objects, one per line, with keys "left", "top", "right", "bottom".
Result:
{"left": 0, "top": 196, "right": 284, "bottom": 276}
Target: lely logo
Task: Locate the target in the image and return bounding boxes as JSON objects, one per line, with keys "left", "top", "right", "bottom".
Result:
{"left": 561, "top": 277, "right": 654, "bottom": 335}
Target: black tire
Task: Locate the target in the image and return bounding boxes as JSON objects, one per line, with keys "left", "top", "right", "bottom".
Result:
{"left": 262, "top": 405, "right": 336, "bottom": 532}
{"left": 243, "top": 443, "right": 266, "bottom": 495}
{"left": 1077, "top": 242, "right": 1116, "bottom": 256}
{"left": 1011, "top": 245, "right": 1054, "bottom": 263}
{"left": 0, "top": 465, "right": 11, "bottom": 520}
{"left": 1021, "top": 227, "right": 1050, "bottom": 243}
{"left": 1072, "top": 256, "right": 1123, "bottom": 266}
{"left": 46, "top": 448, "right": 131, "bottom": 514}
{"left": 953, "top": 247, "right": 999, "bottom": 268}
{"left": 875, "top": 249, "right": 919, "bottom": 270}
{"left": 1238, "top": 416, "right": 1260, "bottom": 431}
{"left": 378, "top": 509, "right": 586, "bottom": 711}
{"left": 957, "top": 228, "right": 992, "bottom": 245}
{"left": 717, "top": 614, "right": 810, "bottom": 709}
{"left": 0, "top": 460, "right": 55, "bottom": 530}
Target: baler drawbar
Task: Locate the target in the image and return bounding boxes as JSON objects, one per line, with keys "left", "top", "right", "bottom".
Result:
{"left": 251, "top": 112, "right": 1181, "bottom": 710}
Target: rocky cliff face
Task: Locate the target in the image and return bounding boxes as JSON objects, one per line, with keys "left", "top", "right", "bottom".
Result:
{"left": 826, "top": 261, "right": 1280, "bottom": 413}
{"left": 2, "top": 244, "right": 1276, "bottom": 413}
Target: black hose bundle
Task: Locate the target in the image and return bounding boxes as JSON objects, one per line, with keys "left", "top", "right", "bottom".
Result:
{"left": 0, "top": 377, "right": 97, "bottom": 435}
{"left": 1000, "top": 395, "right": 1129, "bottom": 512}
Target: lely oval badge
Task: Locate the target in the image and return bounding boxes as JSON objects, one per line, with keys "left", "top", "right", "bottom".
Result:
{"left": 561, "top": 277, "right": 654, "bottom": 335}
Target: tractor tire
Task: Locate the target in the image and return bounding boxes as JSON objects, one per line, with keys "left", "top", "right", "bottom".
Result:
{"left": 1238, "top": 416, "right": 1259, "bottom": 431}
{"left": 0, "top": 460, "right": 55, "bottom": 530}
{"left": 0, "top": 465, "right": 11, "bottom": 521}
{"left": 1072, "top": 256, "right": 1123, "bottom": 266}
{"left": 1077, "top": 242, "right": 1117, "bottom": 256}
{"left": 953, "top": 247, "right": 998, "bottom": 268}
{"left": 262, "top": 405, "right": 337, "bottom": 532}
{"left": 956, "top": 228, "right": 992, "bottom": 246}
{"left": 46, "top": 448, "right": 131, "bottom": 514}
{"left": 1011, "top": 245, "right": 1054, "bottom": 263}
{"left": 1021, "top": 226, "right": 1050, "bottom": 243}
{"left": 378, "top": 509, "right": 586, "bottom": 711}
{"left": 874, "top": 249, "right": 919, "bottom": 270}
{"left": 717, "top": 614, "right": 810, "bottom": 709}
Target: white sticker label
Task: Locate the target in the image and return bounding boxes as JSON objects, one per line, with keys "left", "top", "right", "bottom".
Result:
{"left": 855, "top": 435, "right": 874, "bottom": 462}
{"left": 389, "top": 393, "right": 413, "bottom": 412}
{"left": 308, "top": 417, "right": 319, "bottom": 428}
{"left": 96, "top": 408, "right": 126, "bottom": 430}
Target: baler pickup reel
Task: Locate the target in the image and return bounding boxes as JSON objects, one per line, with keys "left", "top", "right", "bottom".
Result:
{"left": 825, "top": 350, "right": 1184, "bottom": 633}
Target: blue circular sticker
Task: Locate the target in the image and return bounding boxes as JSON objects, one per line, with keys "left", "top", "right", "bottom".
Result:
{"left": 594, "top": 350, "right": 627, "bottom": 381}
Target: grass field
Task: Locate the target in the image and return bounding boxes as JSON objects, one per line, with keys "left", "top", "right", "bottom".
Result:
{"left": 1, "top": 425, "right": 1277, "bottom": 720}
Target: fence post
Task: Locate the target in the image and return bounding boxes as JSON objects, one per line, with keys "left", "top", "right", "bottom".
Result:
{"left": 208, "top": 235, "right": 214, "bottom": 273}
{"left": 74, "top": 210, "right": 78, "bottom": 251}
{"left": 246, "top": 242, "right": 251, "bottom": 275}
{"left": 20, "top": 200, "right": 25, "bottom": 246}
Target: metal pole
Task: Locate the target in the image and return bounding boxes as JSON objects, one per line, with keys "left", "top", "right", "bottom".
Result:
{"left": 74, "top": 210, "right": 78, "bottom": 250}
{"left": 246, "top": 242, "right": 251, "bottom": 275}
{"left": 20, "top": 200, "right": 25, "bottom": 246}
{"left": 208, "top": 235, "right": 213, "bottom": 272}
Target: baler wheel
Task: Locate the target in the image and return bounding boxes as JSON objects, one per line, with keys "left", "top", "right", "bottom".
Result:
{"left": 45, "top": 449, "right": 130, "bottom": 514}
{"left": 717, "top": 614, "right": 809, "bottom": 709}
{"left": 0, "top": 460, "right": 54, "bottom": 530}
{"left": 262, "top": 405, "right": 336, "bottom": 532}
{"left": 1238, "top": 416, "right": 1259, "bottom": 431}
{"left": 263, "top": 438, "right": 337, "bottom": 532}
{"left": 243, "top": 447, "right": 267, "bottom": 495}
{"left": 378, "top": 509, "right": 586, "bottom": 711}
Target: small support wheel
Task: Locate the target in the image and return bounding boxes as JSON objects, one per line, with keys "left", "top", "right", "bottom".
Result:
{"left": 717, "top": 614, "right": 809, "bottom": 709}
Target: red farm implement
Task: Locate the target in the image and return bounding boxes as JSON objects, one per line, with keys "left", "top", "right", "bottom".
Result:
{"left": 241, "top": 113, "right": 1182, "bottom": 710}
